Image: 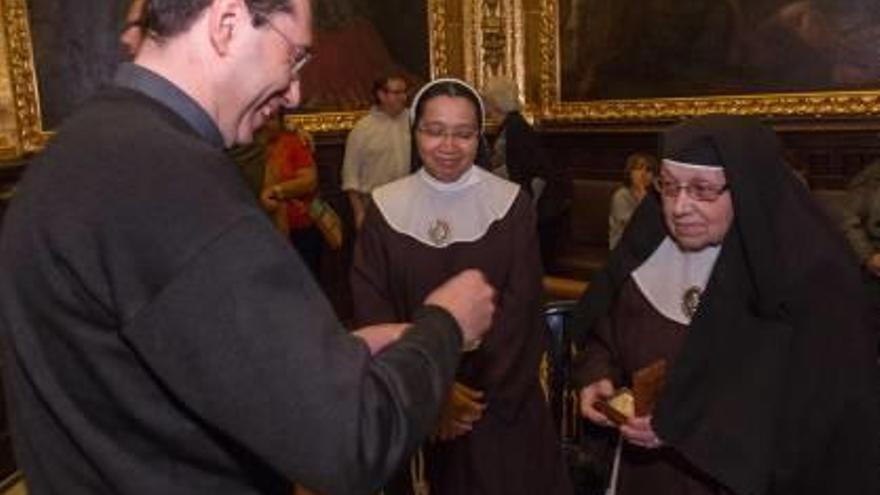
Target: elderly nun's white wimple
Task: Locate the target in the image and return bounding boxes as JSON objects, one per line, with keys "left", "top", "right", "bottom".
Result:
{"left": 632, "top": 237, "right": 721, "bottom": 325}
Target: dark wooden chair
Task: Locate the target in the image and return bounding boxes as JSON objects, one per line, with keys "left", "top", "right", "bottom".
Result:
{"left": 543, "top": 298, "right": 616, "bottom": 495}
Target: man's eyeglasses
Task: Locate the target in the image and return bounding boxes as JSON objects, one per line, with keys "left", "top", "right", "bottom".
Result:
{"left": 653, "top": 177, "right": 729, "bottom": 202}
{"left": 417, "top": 125, "right": 479, "bottom": 143}
{"left": 261, "top": 18, "right": 314, "bottom": 76}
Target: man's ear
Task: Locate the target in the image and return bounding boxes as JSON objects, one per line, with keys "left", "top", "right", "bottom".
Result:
{"left": 207, "top": 0, "right": 246, "bottom": 56}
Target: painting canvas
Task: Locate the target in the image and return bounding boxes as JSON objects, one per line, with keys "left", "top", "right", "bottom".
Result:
{"left": 27, "top": 0, "right": 131, "bottom": 130}
{"left": 559, "top": 0, "right": 880, "bottom": 102}
{"left": 297, "top": 0, "right": 430, "bottom": 112}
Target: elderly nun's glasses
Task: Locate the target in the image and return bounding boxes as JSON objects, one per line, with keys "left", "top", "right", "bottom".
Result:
{"left": 653, "top": 178, "right": 729, "bottom": 202}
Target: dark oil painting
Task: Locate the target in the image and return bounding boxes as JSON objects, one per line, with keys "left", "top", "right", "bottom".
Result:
{"left": 27, "top": 0, "right": 131, "bottom": 130}
{"left": 25, "top": 0, "right": 431, "bottom": 127}
{"left": 299, "top": 0, "right": 430, "bottom": 112}
{"left": 559, "top": 0, "right": 880, "bottom": 101}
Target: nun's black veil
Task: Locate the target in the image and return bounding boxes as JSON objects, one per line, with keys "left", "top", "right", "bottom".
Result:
{"left": 572, "top": 115, "right": 879, "bottom": 495}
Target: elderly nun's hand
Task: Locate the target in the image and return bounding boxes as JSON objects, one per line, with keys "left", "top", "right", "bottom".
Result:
{"left": 579, "top": 378, "right": 616, "bottom": 427}
{"left": 621, "top": 416, "right": 664, "bottom": 449}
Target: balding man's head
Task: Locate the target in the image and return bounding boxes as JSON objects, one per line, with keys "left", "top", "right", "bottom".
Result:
{"left": 145, "top": 0, "right": 295, "bottom": 39}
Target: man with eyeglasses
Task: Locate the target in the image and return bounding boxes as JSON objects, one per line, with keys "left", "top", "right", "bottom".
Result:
{"left": 342, "top": 75, "right": 412, "bottom": 231}
{"left": 0, "top": 1, "right": 496, "bottom": 494}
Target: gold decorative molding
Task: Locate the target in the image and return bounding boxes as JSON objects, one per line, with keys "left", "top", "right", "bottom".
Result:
{"left": 0, "top": 1, "right": 16, "bottom": 160}
{"left": 480, "top": 0, "right": 505, "bottom": 77}
{"left": 1, "top": 0, "right": 47, "bottom": 162}
{"left": 291, "top": 111, "right": 364, "bottom": 135}
{"left": 467, "top": 0, "right": 526, "bottom": 93}
{"left": 429, "top": 0, "right": 451, "bottom": 78}
{"left": 534, "top": 0, "right": 555, "bottom": 117}
{"left": 528, "top": 0, "right": 880, "bottom": 127}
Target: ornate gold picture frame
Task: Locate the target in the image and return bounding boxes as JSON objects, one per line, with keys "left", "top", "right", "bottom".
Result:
{"left": 0, "top": 0, "right": 485, "bottom": 162}
{"left": 1, "top": 0, "right": 46, "bottom": 161}
{"left": 529, "top": 0, "right": 880, "bottom": 126}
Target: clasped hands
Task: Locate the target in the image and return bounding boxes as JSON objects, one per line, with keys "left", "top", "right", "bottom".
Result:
{"left": 579, "top": 378, "right": 663, "bottom": 449}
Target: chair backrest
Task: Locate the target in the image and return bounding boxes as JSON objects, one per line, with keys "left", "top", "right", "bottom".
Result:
{"left": 543, "top": 300, "right": 579, "bottom": 442}
{"left": 544, "top": 300, "right": 618, "bottom": 494}
{"left": 570, "top": 179, "right": 618, "bottom": 246}
{"left": 811, "top": 188, "right": 848, "bottom": 227}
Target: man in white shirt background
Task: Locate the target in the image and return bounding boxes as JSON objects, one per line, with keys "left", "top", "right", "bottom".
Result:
{"left": 342, "top": 75, "right": 411, "bottom": 230}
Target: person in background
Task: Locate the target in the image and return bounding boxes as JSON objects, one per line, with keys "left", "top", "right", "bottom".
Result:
{"left": 341, "top": 74, "right": 411, "bottom": 231}
{"left": 482, "top": 75, "right": 570, "bottom": 270}
{"left": 609, "top": 152, "right": 657, "bottom": 249}
{"left": 260, "top": 112, "right": 341, "bottom": 277}
{"left": 576, "top": 115, "right": 879, "bottom": 495}
{"left": 352, "top": 78, "right": 572, "bottom": 495}
{"left": 0, "top": 1, "right": 497, "bottom": 493}
{"left": 840, "top": 159, "right": 880, "bottom": 350}
{"left": 120, "top": 0, "right": 149, "bottom": 58}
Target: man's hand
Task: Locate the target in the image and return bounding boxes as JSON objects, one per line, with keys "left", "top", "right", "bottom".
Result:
{"left": 352, "top": 323, "right": 409, "bottom": 355}
{"left": 579, "top": 378, "right": 615, "bottom": 427}
{"left": 425, "top": 270, "right": 496, "bottom": 350}
{"left": 435, "top": 382, "right": 485, "bottom": 442}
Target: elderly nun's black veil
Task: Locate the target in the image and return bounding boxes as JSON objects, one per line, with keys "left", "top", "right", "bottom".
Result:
{"left": 573, "top": 115, "right": 879, "bottom": 495}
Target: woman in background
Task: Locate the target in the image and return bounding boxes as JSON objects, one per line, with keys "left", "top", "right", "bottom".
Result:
{"left": 609, "top": 152, "right": 657, "bottom": 249}
{"left": 352, "top": 78, "right": 571, "bottom": 495}
{"left": 260, "top": 114, "right": 342, "bottom": 277}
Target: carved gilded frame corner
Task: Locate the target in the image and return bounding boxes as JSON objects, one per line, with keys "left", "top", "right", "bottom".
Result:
{"left": 526, "top": 0, "right": 880, "bottom": 128}
{"left": 0, "top": 0, "right": 47, "bottom": 163}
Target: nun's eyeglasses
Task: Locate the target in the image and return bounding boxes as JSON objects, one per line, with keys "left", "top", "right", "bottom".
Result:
{"left": 417, "top": 125, "right": 479, "bottom": 143}
{"left": 653, "top": 178, "right": 729, "bottom": 202}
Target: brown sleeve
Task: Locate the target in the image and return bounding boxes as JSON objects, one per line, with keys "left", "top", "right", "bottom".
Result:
{"left": 350, "top": 204, "right": 400, "bottom": 326}
{"left": 470, "top": 194, "right": 546, "bottom": 421}
{"left": 573, "top": 313, "right": 622, "bottom": 388}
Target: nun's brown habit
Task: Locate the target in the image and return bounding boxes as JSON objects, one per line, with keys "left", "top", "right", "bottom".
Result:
{"left": 574, "top": 115, "right": 880, "bottom": 495}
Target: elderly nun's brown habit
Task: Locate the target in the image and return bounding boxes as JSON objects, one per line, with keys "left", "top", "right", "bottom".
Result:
{"left": 574, "top": 115, "right": 880, "bottom": 495}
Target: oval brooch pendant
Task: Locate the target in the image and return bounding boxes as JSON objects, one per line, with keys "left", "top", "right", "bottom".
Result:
{"left": 428, "top": 219, "right": 451, "bottom": 246}
{"left": 682, "top": 286, "right": 702, "bottom": 320}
